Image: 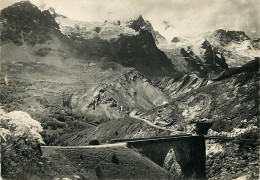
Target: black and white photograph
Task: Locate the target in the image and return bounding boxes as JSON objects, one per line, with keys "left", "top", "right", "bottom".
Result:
{"left": 0, "top": 0, "right": 259, "bottom": 179}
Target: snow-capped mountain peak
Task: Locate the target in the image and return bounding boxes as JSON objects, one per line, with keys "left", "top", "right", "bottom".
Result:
{"left": 160, "top": 30, "right": 259, "bottom": 71}
{"left": 55, "top": 15, "right": 138, "bottom": 41}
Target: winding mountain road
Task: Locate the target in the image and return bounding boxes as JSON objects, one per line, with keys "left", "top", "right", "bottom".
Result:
{"left": 42, "top": 142, "right": 127, "bottom": 149}
{"left": 129, "top": 112, "right": 180, "bottom": 134}
{"left": 41, "top": 114, "right": 183, "bottom": 149}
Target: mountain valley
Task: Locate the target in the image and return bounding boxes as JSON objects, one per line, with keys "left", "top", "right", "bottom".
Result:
{"left": 0, "top": 1, "right": 259, "bottom": 180}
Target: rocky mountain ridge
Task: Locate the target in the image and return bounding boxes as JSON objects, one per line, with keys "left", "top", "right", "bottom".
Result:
{"left": 1, "top": 2, "right": 176, "bottom": 77}
{"left": 0, "top": 1, "right": 59, "bottom": 45}
{"left": 160, "top": 29, "right": 259, "bottom": 78}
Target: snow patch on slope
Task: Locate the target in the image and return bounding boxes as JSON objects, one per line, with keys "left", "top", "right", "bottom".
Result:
{"left": 160, "top": 31, "right": 259, "bottom": 68}
{"left": 56, "top": 16, "right": 137, "bottom": 41}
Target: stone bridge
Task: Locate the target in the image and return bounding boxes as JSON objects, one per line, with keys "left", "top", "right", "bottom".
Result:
{"left": 111, "top": 135, "right": 206, "bottom": 179}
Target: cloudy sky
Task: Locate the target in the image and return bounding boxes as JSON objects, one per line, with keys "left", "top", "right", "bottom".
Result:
{"left": 1, "top": 0, "right": 259, "bottom": 41}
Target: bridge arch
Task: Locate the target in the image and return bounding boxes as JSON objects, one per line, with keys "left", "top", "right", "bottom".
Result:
{"left": 126, "top": 135, "right": 206, "bottom": 179}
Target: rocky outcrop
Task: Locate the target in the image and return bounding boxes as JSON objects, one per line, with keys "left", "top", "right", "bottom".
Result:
{"left": 142, "top": 60, "right": 259, "bottom": 134}
{"left": 128, "top": 15, "right": 167, "bottom": 45}
{"left": 180, "top": 48, "right": 207, "bottom": 76}
{"left": 128, "top": 15, "right": 147, "bottom": 32}
{"left": 153, "top": 74, "right": 208, "bottom": 98}
{"left": 209, "top": 29, "right": 258, "bottom": 67}
{"left": 201, "top": 40, "right": 228, "bottom": 69}
{"left": 0, "top": 1, "right": 59, "bottom": 45}
{"left": 206, "top": 139, "right": 259, "bottom": 180}
{"left": 171, "top": 37, "right": 180, "bottom": 43}
{"left": 77, "top": 37, "right": 174, "bottom": 77}
{"left": 162, "top": 41, "right": 228, "bottom": 78}
{"left": 71, "top": 71, "right": 169, "bottom": 119}
{"left": 214, "top": 29, "right": 250, "bottom": 45}
{"left": 160, "top": 29, "right": 258, "bottom": 78}
{"left": 109, "top": 29, "right": 177, "bottom": 77}
{"left": 164, "top": 148, "right": 183, "bottom": 178}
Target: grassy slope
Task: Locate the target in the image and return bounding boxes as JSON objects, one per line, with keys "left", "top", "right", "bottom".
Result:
{"left": 42, "top": 146, "right": 171, "bottom": 180}
{"left": 0, "top": 39, "right": 173, "bottom": 146}
{"left": 61, "top": 117, "right": 172, "bottom": 146}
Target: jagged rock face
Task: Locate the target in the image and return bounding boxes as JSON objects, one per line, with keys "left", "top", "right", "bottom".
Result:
{"left": 128, "top": 16, "right": 167, "bottom": 45}
{"left": 125, "top": 18, "right": 176, "bottom": 76}
{"left": 201, "top": 40, "right": 228, "bottom": 69}
{"left": 47, "top": 7, "right": 67, "bottom": 19}
{"left": 128, "top": 15, "right": 148, "bottom": 32}
{"left": 161, "top": 40, "right": 228, "bottom": 78}
{"left": 210, "top": 29, "right": 259, "bottom": 68}
{"left": 0, "top": 1, "right": 59, "bottom": 45}
{"left": 180, "top": 48, "right": 212, "bottom": 78}
{"left": 109, "top": 29, "right": 177, "bottom": 77}
{"left": 164, "top": 148, "right": 183, "bottom": 179}
{"left": 176, "top": 47, "right": 226, "bottom": 78}
{"left": 214, "top": 29, "right": 250, "bottom": 45}
{"left": 154, "top": 31, "right": 168, "bottom": 45}
{"left": 141, "top": 60, "right": 259, "bottom": 134}
{"left": 153, "top": 74, "right": 209, "bottom": 98}
{"left": 206, "top": 140, "right": 259, "bottom": 180}
{"left": 54, "top": 14, "right": 176, "bottom": 77}
{"left": 160, "top": 29, "right": 259, "bottom": 77}
{"left": 71, "top": 71, "right": 169, "bottom": 119}
{"left": 72, "top": 30, "right": 176, "bottom": 77}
